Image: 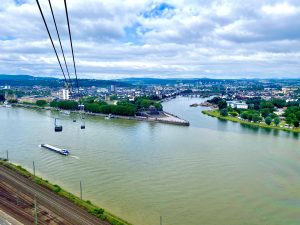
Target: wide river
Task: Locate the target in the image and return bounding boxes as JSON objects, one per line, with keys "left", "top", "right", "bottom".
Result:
{"left": 1, "top": 97, "right": 300, "bottom": 225}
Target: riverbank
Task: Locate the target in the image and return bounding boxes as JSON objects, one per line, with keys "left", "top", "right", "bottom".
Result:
{"left": 0, "top": 159, "right": 131, "bottom": 225}
{"left": 202, "top": 110, "right": 300, "bottom": 133}
{"left": 11, "top": 103, "right": 190, "bottom": 126}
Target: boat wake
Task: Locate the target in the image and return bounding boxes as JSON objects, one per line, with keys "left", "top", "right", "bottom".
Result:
{"left": 71, "top": 155, "right": 79, "bottom": 160}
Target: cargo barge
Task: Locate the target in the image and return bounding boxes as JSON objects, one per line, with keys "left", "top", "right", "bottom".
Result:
{"left": 41, "top": 144, "right": 70, "bottom": 156}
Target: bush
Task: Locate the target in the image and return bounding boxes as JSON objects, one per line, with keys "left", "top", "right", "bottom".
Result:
{"left": 229, "top": 111, "right": 238, "bottom": 117}
{"left": 53, "top": 184, "right": 61, "bottom": 193}
{"left": 36, "top": 100, "right": 47, "bottom": 106}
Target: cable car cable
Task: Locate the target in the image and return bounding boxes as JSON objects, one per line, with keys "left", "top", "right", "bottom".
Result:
{"left": 64, "top": 0, "right": 85, "bottom": 128}
{"left": 48, "top": 0, "right": 73, "bottom": 93}
{"left": 35, "top": 0, "right": 71, "bottom": 93}
{"left": 64, "top": 0, "right": 79, "bottom": 94}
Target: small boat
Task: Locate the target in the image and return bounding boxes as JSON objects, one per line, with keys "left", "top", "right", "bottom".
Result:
{"left": 41, "top": 144, "right": 70, "bottom": 156}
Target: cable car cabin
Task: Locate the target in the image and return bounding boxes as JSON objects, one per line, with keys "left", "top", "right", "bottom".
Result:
{"left": 55, "top": 125, "right": 63, "bottom": 132}
{"left": 81, "top": 125, "right": 85, "bottom": 129}
{"left": 73, "top": 119, "right": 76, "bottom": 122}
{"left": 54, "top": 118, "right": 63, "bottom": 132}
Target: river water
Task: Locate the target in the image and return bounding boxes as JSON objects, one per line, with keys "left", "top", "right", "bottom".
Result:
{"left": 0, "top": 97, "right": 300, "bottom": 225}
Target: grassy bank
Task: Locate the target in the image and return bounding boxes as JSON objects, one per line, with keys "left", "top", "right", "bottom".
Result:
{"left": 0, "top": 160, "right": 132, "bottom": 225}
{"left": 202, "top": 110, "right": 300, "bottom": 133}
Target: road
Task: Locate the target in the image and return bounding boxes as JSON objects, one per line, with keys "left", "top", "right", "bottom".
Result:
{"left": 0, "top": 164, "right": 110, "bottom": 225}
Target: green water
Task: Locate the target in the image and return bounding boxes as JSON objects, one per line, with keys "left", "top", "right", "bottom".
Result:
{"left": 0, "top": 97, "right": 300, "bottom": 225}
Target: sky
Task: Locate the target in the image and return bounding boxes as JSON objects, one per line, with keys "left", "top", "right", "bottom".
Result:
{"left": 0, "top": 0, "right": 300, "bottom": 79}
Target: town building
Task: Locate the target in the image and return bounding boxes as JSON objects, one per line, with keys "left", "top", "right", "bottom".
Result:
{"left": 58, "top": 89, "right": 70, "bottom": 100}
{"left": 227, "top": 101, "right": 248, "bottom": 109}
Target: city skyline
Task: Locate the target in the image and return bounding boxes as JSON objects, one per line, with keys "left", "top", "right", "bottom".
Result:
{"left": 1, "top": 0, "right": 300, "bottom": 79}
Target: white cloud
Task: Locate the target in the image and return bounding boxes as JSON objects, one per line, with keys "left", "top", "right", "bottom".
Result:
{"left": 262, "top": 2, "right": 298, "bottom": 16}
{"left": 0, "top": 0, "right": 300, "bottom": 79}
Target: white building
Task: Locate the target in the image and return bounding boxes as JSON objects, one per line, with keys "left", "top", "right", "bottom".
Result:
{"left": 58, "top": 89, "right": 70, "bottom": 100}
{"left": 227, "top": 101, "right": 248, "bottom": 109}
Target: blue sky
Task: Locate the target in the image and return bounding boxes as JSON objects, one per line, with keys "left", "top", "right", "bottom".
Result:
{"left": 1, "top": 0, "right": 300, "bottom": 79}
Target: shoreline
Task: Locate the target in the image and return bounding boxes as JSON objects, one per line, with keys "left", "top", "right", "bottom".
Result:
{"left": 202, "top": 110, "right": 300, "bottom": 133}
{"left": 10, "top": 103, "right": 190, "bottom": 126}
{"left": 0, "top": 159, "right": 132, "bottom": 225}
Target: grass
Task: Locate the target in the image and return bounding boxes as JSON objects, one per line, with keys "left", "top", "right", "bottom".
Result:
{"left": 0, "top": 160, "right": 132, "bottom": 225}
{"left": 202, "top": 110, "right": 300, "bottom": 133}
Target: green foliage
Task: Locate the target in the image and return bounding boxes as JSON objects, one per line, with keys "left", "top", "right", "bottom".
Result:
{"left": 265, "top": 116, "right": 272, "bottom": 125}
{"left": 261, "top": 108, "right": 270, "bottom": 118}
{"left": 50, "top": 96, "right": 162, "bottom": 117}
{"left": 53, "top": 184, "right": 61, "bottom": 193}
{"left": 246, "top": 97, "right": 261, "bottom": 110}
{"left": 50, "top": 100, "right": 78, "bottom": 110}
{"left": 207, "top": 97, "right": 223, "bottom": 105}
{"left": 229, "top": 111, "right": 238, "bottom": 117}
{"left": 220, "top": 108, "right": 228, "bottom": 117}
{"left": 293, "top": 120, "right": 300, "bottom": 127}
{"left": 260, "top": 101, "right": 274, "bottom": 110}
{"left": 84, "top": 102, "right": 136, "bottom": 116}
{"left": 135, "top": 97, "right": 163, "bottom": 111}
{"left": 36, "top": 100, "right": 47, "bottom": 107}
{"left": 272, "top": 99, "right": 286, "bottom": 108}
{"left": 252, "top": 114, "right": 261, "bottom": 123}
{"left": 241, "top": 112, "right": 248, "bottom": 120}
{"left": 274, "top": 117, "right": 280, "bottom": 126}
{"left": 217, "top": 100, "right": 227, "bottom": 109}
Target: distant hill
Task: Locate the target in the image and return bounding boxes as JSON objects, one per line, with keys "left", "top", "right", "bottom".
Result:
{"left": 117, "top": 77, "right": 213, "bottom": 85}
{"left": 0, "top": 74, "right": 56, "bottom": 80}
{"left": 0, "top": 74, "right": 131, "bottom": 87}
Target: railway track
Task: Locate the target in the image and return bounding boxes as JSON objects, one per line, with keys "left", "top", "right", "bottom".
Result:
{"left": 0, "top": 164, "right": 109, "bottom": 225}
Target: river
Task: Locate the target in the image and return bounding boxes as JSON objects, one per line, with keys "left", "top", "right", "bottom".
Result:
{"left": 0, "top": 97, "right": 300, "bottom": 225}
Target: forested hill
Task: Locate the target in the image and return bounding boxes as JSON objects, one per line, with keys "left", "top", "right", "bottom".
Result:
{"left": 0, "top": 75, "right": 131, "bottom": 87}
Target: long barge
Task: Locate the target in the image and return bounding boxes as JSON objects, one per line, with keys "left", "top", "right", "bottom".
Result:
{"left": 41, "top": 144, "right": 70, "bottom": 156}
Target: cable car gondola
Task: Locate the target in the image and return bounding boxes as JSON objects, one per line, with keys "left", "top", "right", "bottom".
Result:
{"left": 54, "top": 118, "right": 63, "bottom": 132}
{"left": 80, "top": 114, "right": 85, "bottom": 129}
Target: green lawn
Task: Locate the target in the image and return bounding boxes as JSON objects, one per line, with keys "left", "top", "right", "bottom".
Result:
{"left": 202, "top": 110, "right": 300, "bottom": 133}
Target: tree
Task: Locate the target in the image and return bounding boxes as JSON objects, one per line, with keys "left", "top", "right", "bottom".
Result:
{"left": 36, "top": 100, "right": 47, "bottom": 107}
{"left": 293, "top": 120, "right": 300, "bottom": 128}
{"left": 220, "top": 109, "right": 228, "bottom": 117}
{"left": 274, "top": 117, "right": 280, "bottom": 126}
{"left": 261, "top": 108, "right": 270, "bottom": 118}
{"left": 252, "top": 114, "right": 261, "bottom": 123}
{"left": 265, "top": 116, "right": 272, "bottom": 125}
{"left": 241, "top": 112, "right": 248, "bottom": 120}
{"left": 260, "top": 101, "right": 274, "bottom": 109}
{"left": 272, "top": 99, "right": 286, "bottom": 108}
{"left": 217, "top": 100, "right": 227, "bottom": 109}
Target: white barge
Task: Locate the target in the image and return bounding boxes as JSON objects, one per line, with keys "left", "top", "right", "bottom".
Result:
{"left": 41, "top": 144, "right": 70, "bottom": 156}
